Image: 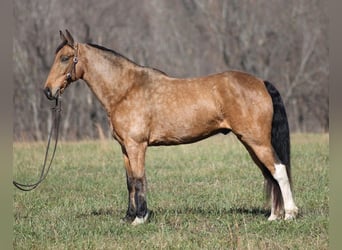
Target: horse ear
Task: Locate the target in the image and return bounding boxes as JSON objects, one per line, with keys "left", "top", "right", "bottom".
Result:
{"left": 65, "top": 29, "right": 74, "bottom": 47}
{"left": 60, "top": 30, "right": 67, "bottom": 42}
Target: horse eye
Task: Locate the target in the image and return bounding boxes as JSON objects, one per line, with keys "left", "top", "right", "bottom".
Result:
{"left": 61, "top": 55, "right": 70, "bottom": 62}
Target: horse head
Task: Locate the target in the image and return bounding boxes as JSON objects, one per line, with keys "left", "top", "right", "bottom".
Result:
{"left": 43, "top": 30, "right": 80, "bottom": 100}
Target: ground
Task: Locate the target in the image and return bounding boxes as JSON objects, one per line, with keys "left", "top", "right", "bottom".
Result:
{"left": 13, "top": 133, "right": 328, "bottom": 249}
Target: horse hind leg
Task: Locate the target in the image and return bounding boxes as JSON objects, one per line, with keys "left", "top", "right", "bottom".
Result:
{"left": 240, "top": 139, "right": 298, "bottom": 220}
{"left": 241, "top": 142, "right": 283, "bottom": 220}
{"left": 273, "top": 163, "right": 298, "bottom": 220}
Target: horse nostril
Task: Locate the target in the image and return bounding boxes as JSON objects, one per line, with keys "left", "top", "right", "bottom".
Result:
{"left": 43, "top": 87, "right": 54, "bottom": 100}
{"left": 43, "top": 87, "right": 50, "bottom": 97}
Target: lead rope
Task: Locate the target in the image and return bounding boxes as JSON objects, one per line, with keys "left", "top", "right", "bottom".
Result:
{"left": 13, "top": 94, "right": 62, "bottom": 191}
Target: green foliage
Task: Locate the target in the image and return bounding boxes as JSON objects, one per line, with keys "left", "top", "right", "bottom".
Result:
{"left": 13, "top": 134, "right": 328, "bottom": 249}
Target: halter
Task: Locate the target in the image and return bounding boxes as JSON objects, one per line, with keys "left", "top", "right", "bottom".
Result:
{"left": 64, "top": 43, "right": 79, "bottom": 86}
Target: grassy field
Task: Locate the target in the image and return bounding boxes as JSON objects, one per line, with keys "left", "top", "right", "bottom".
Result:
{"left": 13, "top": 134, "right": 328, "bottom": 249}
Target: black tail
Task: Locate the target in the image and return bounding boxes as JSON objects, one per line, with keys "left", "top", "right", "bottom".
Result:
{"left": 264, "top": 80, "right": 291, "bottom": 211}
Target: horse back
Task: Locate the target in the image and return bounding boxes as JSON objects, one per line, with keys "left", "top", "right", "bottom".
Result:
{"left": 111, "top": 69, "right": 272, "bottom": 146}
{"left": 145, "top": 70, "right": 273, "bottom": 145}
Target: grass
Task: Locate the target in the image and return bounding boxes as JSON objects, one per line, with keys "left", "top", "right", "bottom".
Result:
{"left": 13, "top": 134, "right": 328, "bottom": 249}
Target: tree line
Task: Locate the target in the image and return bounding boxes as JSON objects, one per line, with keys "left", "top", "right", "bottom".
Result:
{"left": 13, "top": 0, "right": 328, "bottom": 141}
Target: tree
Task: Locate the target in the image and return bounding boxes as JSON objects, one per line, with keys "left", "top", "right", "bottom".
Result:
{"left": 13, "top": 0, "right": 329, "bottom": 141}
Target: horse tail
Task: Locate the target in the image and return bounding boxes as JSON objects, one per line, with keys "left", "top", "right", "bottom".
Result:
{"left": 264, "top": 80, "right": 291, "bottom": 211}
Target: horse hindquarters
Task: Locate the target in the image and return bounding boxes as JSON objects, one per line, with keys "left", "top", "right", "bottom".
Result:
{"left": 232, "top": 79, "right": 298, "bottom": 220}
{"left": 264, "top": 81, "right": 298, "bottom": 220}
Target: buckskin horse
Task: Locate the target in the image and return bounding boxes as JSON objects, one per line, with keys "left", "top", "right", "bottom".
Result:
{"left": 43, "top": 30, "right": 298, "bottom": 225}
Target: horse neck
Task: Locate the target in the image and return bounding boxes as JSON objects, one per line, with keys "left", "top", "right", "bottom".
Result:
{"left": 79, "top": 44, "right": 139, "bottom": 114}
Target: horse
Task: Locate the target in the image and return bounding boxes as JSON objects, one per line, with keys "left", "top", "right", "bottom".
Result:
{"left": 43, "top": 30, "right": 298, "bottom": 225}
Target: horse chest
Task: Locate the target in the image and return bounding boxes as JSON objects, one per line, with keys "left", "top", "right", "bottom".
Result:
{"left": 108, "top": 109, "right": 151, "bottom": 144}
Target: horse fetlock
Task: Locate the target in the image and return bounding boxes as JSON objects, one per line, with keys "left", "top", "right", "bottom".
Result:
{"left": 131, "top": 210, "right": 151, "bottom": 225}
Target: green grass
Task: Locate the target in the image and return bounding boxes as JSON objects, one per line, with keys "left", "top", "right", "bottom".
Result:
{"left": 13, "top": 134, "right": 328, "bottom": 249}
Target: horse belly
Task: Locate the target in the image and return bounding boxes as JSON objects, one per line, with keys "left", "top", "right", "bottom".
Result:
{"left": 148, "top": 103, "right": 226, "bottom": 146}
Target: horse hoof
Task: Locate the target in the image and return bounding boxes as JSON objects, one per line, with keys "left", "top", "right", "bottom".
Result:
{"left": 120, "top": 215, "right": 135, "bottom": 224}
{"left": 131, "top": 210, "right": 152, "bottom": 225}
{"left": 284, "top": 214, "right": 296, "bottom": 220}
{"left": 285, "top": 207, "right": 298, "bottom": 220}
{"left": 268, "top": 213, "right": 281, "bottom": 221}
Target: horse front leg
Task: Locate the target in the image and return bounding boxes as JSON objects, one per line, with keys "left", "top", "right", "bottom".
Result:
{"left": 121, "top": 142, "right": 150, "bottom": 225}
{"left": 121, "top": 154, "right": 136, "bottom": 222}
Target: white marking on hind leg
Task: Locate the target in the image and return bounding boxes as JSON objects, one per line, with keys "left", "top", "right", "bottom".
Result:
{"left": 273, "top": 164, "right": 298, "bottom": 220}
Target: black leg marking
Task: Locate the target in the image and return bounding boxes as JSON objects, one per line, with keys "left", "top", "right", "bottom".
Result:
{"left": 122, "top": 174, "right": 136, "bottom": 223}
{"left": 134, "top": 177, "right": 148, "bottom": 218}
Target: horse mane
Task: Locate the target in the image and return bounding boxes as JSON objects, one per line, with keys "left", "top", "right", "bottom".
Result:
{"left": 87, "top": 43, "right": 167, "bottom": 76}
{"left": 87, "top": 43, "right": 138, "bottom": 65}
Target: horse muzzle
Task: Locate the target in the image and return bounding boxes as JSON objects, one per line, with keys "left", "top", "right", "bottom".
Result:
{"left": 43, "top": 87, "right": 58, "bottom": 100}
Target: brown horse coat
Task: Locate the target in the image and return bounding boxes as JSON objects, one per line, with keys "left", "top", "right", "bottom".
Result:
{"left": 44, "top": 30, "right": 298, "bottom": 224}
